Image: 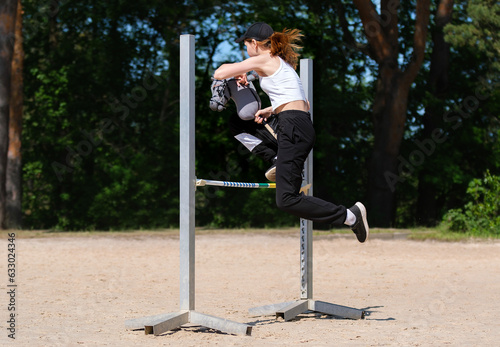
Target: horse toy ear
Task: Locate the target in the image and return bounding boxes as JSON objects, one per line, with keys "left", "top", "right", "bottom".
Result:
{"left": 209, "top": 78, "right": 231, "bottom": 112}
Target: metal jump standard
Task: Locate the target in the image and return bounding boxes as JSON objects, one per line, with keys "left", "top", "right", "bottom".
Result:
{"left": 247, "top": 58, "right": 365, "bottom": 322}
{"left": 125, "top": 34, "right": 252, "bottom": 336}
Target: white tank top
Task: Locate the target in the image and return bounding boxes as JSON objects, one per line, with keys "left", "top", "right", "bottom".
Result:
{"left": 259, "top": 57, "right": 307, "bottom": 112}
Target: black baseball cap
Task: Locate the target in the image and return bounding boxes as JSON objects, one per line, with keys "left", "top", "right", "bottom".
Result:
{"left": 235, "top": 22, "right": 274, "bottom": 43}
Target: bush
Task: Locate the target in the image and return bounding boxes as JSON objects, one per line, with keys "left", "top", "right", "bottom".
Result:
{"left": 443, "top": 171, "right": 500, "bottom": 236}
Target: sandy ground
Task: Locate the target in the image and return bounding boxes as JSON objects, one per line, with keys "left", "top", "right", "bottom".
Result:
{"left": 1, "top": 230, "right": 500, "bottom": 346}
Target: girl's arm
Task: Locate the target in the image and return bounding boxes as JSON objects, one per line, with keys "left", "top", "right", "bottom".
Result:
{"left": 213, "top": 56, "right": 263, "bottom": 80}
{"left": 254, "top": 106, "right": 273, "bottom": 124}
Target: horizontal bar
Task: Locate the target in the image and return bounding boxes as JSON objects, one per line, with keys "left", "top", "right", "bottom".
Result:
{"left": 196, "top": 179, "right": 311, "bottom": 194}
{"left": 197, "top": 179, "right": 275, "bottom": 189}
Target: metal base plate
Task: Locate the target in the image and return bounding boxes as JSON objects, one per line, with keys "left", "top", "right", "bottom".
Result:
{"left": 250, "top": 299, "right": 364, "bottom": 321}
{"left": 126, "top": 310, "right": 252, "bottom": 336}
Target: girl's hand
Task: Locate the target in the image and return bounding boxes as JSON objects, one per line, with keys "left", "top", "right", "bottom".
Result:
{"left": 254, "top": 107, "right": 273, "bottom": 124}
{"left": 236, "top": 74, "right": 248, "bottom": 86}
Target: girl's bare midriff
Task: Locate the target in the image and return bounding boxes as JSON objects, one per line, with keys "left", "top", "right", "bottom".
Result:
{"left": 274, "top": 100, "right": 309, "bottom": 114}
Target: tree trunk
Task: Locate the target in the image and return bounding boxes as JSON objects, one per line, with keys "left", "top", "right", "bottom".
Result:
{"left": 6, "top": 0, "right": 23, "bottom": 228}
{"left": 416, "top": 0, "right": 453, "bottom": 226}
{"left": 0, "top": 0, "right": 18, "bottom": 229}
{"left": 369, "top": 66, "right": 411, "bottom": 226}
{"left": 353, "top": 0, "right": 430, "bottom": 226}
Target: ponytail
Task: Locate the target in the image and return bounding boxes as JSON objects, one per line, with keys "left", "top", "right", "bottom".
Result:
{"left": 268, "top": 28, "right": 303, "bottom": 69}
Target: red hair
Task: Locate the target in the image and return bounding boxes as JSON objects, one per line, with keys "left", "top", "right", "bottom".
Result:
{"left": 257, "top": 28, "right": 303, "bottom": 69}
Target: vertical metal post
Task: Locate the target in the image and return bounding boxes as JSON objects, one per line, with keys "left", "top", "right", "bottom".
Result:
{"left": 299, "top": 59, "right": 314, "bottom": 300}
{"left": 179, "top": 34, "right": 195, "bottom": 311}
{"left": 126, "top": 35, "right": 253, "bottom": 335}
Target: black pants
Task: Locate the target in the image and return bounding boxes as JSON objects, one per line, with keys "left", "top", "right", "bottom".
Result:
{"left": 275, "top": 110, "right": 347, "bottom": 225}
{"left": 229, "top": 112, "right": 278, "bottom": 163}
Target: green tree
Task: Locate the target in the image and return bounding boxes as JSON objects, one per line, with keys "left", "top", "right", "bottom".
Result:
{"left": 444, "top": 0, "right": 500, "bottom": 79}
{"left": 444, "top": 171, "right": 500, "bottom": 235}
{"left": 416, "top": 0, "right": 454, "bottom": 226}
{"left": 22, "top": 0, "right": 180, "bottom": 229}
{"left": 349, "top": 0, "right": 431, "bottom": 227}
{"left": 396, "top": 0, "right": 500, "bottom": 227}
{"left": 21, "top": 0, "right": 255, "bottom": 230}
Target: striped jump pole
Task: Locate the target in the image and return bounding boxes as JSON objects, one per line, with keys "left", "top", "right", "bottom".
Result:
{"left": 196, "top": 179, "right": 312, "bottom": 194}
{"left": 196, "top": 179, "right": 276, "bottom": 189}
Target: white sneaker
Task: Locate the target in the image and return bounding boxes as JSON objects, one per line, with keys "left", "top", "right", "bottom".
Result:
{"left": 348, "top": 202, "right": 369, "bottom": 243}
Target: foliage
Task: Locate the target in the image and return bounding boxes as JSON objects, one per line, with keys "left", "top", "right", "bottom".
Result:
{"left": 443, "top": 171, "right": 500, "bottom": 235}
{"left": 397, "top": 0, "right": 500, "bottom": 230}
{"left": 13, "top": 0, "right": 500, "bottom": 231}
{"left": 444, "top": 0, "right": 500, "bottom": 78}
